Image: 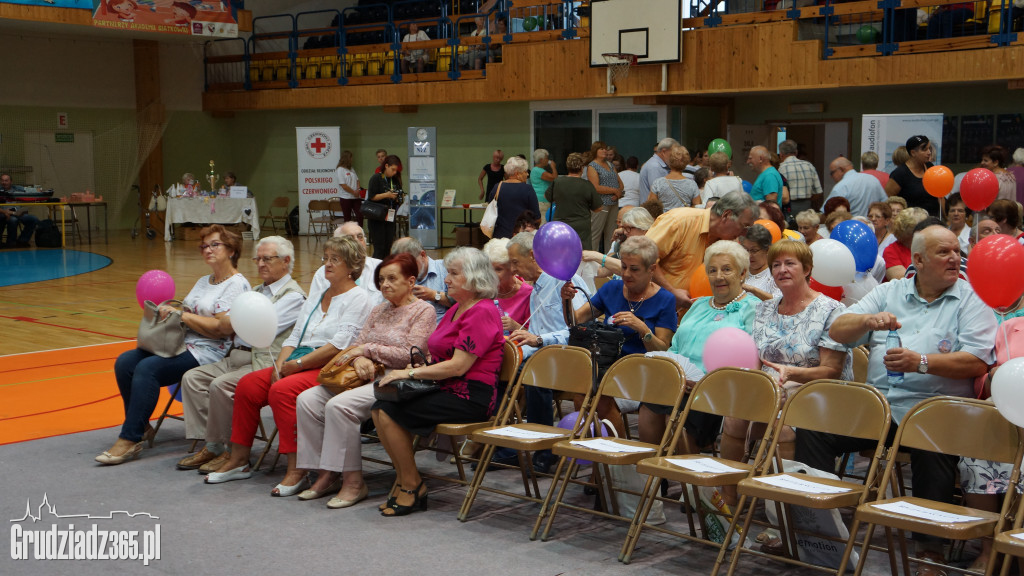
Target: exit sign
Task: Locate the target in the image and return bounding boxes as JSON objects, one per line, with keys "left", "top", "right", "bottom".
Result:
{"left": 55, "top": 133, "right": 74, "bottom": 143}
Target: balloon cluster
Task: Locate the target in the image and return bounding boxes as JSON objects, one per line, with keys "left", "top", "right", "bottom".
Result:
{"left": 809, "top": 220, "right": 878, "bottom": 290}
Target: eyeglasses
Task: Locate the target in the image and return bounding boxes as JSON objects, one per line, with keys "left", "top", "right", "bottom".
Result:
{"left": 322, "top": 255, "right": 344, "bottom": 265}
{"left": 252, "top": 256, "right": 281, "bottom": 264}
{"left": 199, "top": 242, "right": 225, "bottom": 251}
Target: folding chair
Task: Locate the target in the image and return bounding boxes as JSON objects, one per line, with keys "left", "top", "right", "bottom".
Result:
{"left": 151, "top": 382, "right": 189, "bottom": 448}
{"left": 716, "top": 379, "right": 892, "bottom": 576}
{"left": 413, "top": 341, "right": 522, "bottom": 487}
{"left": 532, "top": 355, "right": 688, "bottom": 542}
{"left": 851, "top": 346, "right": 869, "bottom": 384}
{"left": 620, "top": 367, "right": 782, "bottom": 563}
{"left": 253, "top": 419, "right": 281, "bottom": 472}
{"left": 306, "top": 199, "right": 333, "bottom": 238}
{"left": 458, "top": 344, "right": 594, "bottom": 522}
{"left": 261, "top": 196, "right": 290, "bottom": 232}
{"left": 993, "top": 491, "right": 1024, "bottom": 576}
{"left": 849, "top": 397, "right": 1024, "bottom": 576}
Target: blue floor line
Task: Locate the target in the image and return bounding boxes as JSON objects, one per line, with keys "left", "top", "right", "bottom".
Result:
{"left": 0, "top": 249, "right": 113, "bottom": 287}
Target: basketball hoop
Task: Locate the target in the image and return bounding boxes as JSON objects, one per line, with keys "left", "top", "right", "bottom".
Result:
{"left": 602, "top": 52, "right": 637, "bottom": 94}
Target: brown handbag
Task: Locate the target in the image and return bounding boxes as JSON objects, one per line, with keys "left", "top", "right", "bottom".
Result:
{"left": 317, "top": 346, "right": 385, "bottom": 395}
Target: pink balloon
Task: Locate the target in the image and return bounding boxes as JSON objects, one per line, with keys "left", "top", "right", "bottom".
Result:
{"left": 702, "top": 327, "right": 759, "bottom": 371}
{"left": 136, "top": 270, "right": 176, "bottom": 308}
{"left": 960, "top": 167, "right": 999, "bottom": 212}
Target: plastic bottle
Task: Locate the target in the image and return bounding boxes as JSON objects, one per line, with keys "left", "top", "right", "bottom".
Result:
{"left": 494, "top": 299, "right": 510, "bottom": 336}
{"left": 886, "top": 330, "right": 904, "bottom": 385}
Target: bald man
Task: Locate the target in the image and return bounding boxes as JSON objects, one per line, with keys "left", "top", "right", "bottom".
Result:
{"left": 825, "top": 156, "right": 887, "bottom": 218}
{"left": 746, "top": 145, "right": 783, "bottom": 207}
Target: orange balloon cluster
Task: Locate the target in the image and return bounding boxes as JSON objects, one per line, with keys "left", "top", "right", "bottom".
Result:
{"left": 923, "top": 165, "right": 954, "bottom": 199}
{"left": 753, "top": 219, "right": 782, "bottom": 243}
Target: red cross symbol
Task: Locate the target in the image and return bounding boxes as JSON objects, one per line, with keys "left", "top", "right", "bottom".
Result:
{"left": 310, "top": 138, "right": 327, "bottom": 153}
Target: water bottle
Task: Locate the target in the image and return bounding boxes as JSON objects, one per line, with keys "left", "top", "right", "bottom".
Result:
{"left": 494, "top": 299, "right": 510, "bottom": 336}
{"left": 886, "top": 330, "right": 904, "bottom": 385}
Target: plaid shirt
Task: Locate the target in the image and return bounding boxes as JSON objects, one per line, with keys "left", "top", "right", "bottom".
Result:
{"left": 779, "top": 156, "right": 823, "bottom": 201}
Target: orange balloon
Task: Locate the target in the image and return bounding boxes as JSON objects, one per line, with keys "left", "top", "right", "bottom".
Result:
{"left": 923, "top": 165, "right": 954, "bottom": 198}
{"left": 689, "top": 265, "right": 712, "bottom": 298}
{"left": 753, "top": 219, "right": 782, "bottom": 243}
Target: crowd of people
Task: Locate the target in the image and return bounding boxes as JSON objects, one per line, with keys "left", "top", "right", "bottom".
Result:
{"left": 97, "top": 136, "right": 1024, "bottom": 572}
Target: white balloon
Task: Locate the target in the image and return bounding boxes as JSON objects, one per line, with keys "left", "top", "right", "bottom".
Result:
{"left": 991, "top": 357, "right": 1024, "bottom": 428}
{"left": 810, "top": 239, "right": 857, "bottom": 287}
{"left": 229, "top": 292, "right": 278, "bottom": 349}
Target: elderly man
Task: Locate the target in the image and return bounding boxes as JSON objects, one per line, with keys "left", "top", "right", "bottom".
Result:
{"left": 506, "top": 230, "right": 588, "bottom": 470}
{"left": 778, "top": 140, "right": 823, "bottom": 212}
{"left": 639, "top": 137, "right": 680, "bottom": 197}
{"left": 645, "top": 190, "right": 759, "bottom": 306}
{"left": 391, "top": 236, "right": 449, "bottom": 321}
{"left": 0, "top": 173, "right": 39, "bottom": 248}
{"left": 746, "top": 146, "right": 784, "bottom": 207}
{"left": 796, "top": 224, "right": 996, "bottom": 567}
{"left": 177, "top": 236, "right": 308, "bottom": 471}
{"left": 826, "top": 156, "right": 887, "bottom": 218}
{"left": 310, "top": 222, "right": 382, "bottom": 304}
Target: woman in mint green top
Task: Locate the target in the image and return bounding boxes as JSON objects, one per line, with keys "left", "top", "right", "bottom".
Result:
{"left": 530, "top": 148, "right": 557, "bottom": 210}
{"left": 644, "top": 240, "right": 754, "bottom": 454}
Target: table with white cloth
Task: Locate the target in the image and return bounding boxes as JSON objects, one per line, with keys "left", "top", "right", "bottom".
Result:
{"left": 164, "top": 197, "right": 260, "bottom": 241}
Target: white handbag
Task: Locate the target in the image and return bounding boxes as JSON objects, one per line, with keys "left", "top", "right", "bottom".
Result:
{"left": 479, "top": 184, "right": 501, "bottom": 238}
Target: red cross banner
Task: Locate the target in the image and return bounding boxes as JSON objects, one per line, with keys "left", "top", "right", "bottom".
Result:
{"left": 296, "top": 126, "right": 341, "bottom": 234}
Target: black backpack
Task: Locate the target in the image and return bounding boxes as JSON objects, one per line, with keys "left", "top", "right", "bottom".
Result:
{"left": 285, "top": 206, "right": 300, "bottom": 236}
{"left": 35, "top": 219, "right": 61, "bottom": 248}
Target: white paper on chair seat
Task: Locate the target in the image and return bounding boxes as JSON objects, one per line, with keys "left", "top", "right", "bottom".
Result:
{"left": 752, "top": 474, "right": 853, "bottom": 494}
{"left": 871, "top": 501, "right": 982, "bottom": 523}
{"left": 481, "top": 426, "right": 564, "bottom": 440}
{"left": 666, "top": 457, "right": 744, "bottom": 474}
{"left": 569, "top": 438, "right": 655, "bottom": 453}
{"left": 1012, "top": 532, "right": 1024, "bottom": 541}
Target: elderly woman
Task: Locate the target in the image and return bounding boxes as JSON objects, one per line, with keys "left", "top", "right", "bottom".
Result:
{"left": 587, "top": 141, "right": 625, "bottom": 252}
{"left": 758, "top": 201, "right": 787, "bottom": 236}
{"left": 546, "top": 152, "right": 603, "bottom": 250}
{"left": 97, "top": 225, "right": 249, "bottom": 465}
{"left": 482, "top": 237, "right": 533, "bottom": 334}
{"left": 580, "top": 206, "right": 655, "bottom": 278}
{"left": 489, "top": 155, "right": 540, "bottom": 240}
{"left": 795, "top": 209, "right": 822, "bottom": 245}
{"left": 740, "top": 224, "right": 781, "bottom": 301}
{"left": 882, "top": 207, "right": 929, "bottom": 280}
{"left": 294, "top": 252, "right": 436, "bottom": 508}
{"left": 366, "top": 155, "right": 403, "bottom": 259}
{"left": 988, "top": 198, "right": 1024, "bottom": 241}
{"left": 649, "top": 240, "right": 756, "bottom": 454}
{"left": 721, "top": 240, "right": 852, "bottom": 504}
{"left": 530, "top": 149, "right": 557, "bottom": 220}
{"left": 886, "top": 135, "right": 937, "bottom": 216}
{"left": 980, "top": 144, "right": 1017, "bottom": 201}
{"left": 650, "top": 145, "right": 699, "bottom": 210}
{"left": 372, "top": 247, "right": 505, "bottom": 516}
{"left": 206, "top": 236, "right": 374, "bottom": 494}
{"left": 868, "top": 201, "right": 897, "bottom": 257}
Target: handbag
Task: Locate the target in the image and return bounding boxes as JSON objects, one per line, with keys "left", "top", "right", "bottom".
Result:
{"left": 285, "top": 291, "right": 326, "bottom": 363}
{"left": 372, "top": 346, "right": 440, "bottom": 402}
{"left": 137, "top": 299, "right": 190, "bottom": 358}
{"left": 360, "top": 200, "right": 389, "bottom": 221}
{"left": 479, "top": 182, "right": 501, "bottom": 238}
{"left": 567, "top": 287, "right": 625, "bottom": 387}
{"left": 318, "top": 345, "right": 385, "bottom": 395}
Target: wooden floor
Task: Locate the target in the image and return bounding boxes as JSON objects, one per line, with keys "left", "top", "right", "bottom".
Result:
{"left": 0, "top": 233, "right": 361, "bottom": 356}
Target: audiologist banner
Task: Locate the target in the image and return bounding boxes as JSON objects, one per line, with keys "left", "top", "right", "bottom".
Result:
{"left": 296, "top": 127, "right": 341, "bottom": 234}
{"left": 92, "top": 0, "right": 238, "bottom": 37}
{"left": 861, "top": 113, "right": 943, "bottom": 173}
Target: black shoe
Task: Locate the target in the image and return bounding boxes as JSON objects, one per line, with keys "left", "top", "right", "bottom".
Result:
{"left": 531, "top": 450, "right": 558, "bottom": 474}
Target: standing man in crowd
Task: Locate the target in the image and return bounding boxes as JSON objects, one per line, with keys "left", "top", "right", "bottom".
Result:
{"left": 778, "top": 139, "right": 823, "bottom": 212}
{"left": 826, "top": 156, "right": 888, "bottom": 218}
{"left": 639, "top": 138, "right": 679, "bottom": 197}
{"left": 746, "top": 146, "right": 784, "bottom": 207}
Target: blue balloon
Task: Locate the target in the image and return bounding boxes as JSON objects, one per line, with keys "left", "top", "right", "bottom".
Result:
{"left": 741, "top": 180, "right": 752, "bottom": 193}
{"left": 533, "top": 221, "right": 582, "bottom": 281}
{"left": 829, "top": 220, "right": 878, "bottom": 272}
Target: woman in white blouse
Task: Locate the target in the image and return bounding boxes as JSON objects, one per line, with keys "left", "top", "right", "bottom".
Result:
{"left": 205, "top": 236, "right": 374, "bottom": 495}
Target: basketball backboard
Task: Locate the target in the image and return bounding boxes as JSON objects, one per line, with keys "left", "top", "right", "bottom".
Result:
{"left": 589, "top": 0, "right": 681, "bottom": 67}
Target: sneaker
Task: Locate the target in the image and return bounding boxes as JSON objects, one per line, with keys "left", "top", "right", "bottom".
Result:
{"left": 531, "top": 450, "right": 559, "bottom": 474}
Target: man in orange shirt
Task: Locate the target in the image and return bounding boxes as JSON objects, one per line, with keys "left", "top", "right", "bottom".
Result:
{"left": 645, "top": 190, "right": 758, "bottom": 306}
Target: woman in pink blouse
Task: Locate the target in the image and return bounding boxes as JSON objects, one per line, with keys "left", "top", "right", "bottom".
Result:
{"left": 294, "top": 253, "right": 437, "bottom": 508}
{"left": 372, "top": 247, "right": 505, "bottom": 516}
{"left": 482, "top": 238, "right": 532, "bottom": 334}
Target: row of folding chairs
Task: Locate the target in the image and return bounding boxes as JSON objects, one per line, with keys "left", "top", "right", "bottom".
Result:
{"left": 250, "top": 53, "right": 401, "bottom": 82}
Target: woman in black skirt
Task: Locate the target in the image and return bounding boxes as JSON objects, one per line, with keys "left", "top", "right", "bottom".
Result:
{"left": 371, "top": 247, "right": 505, "bottom": 516}
{"left": 365, "top": 154, "right": 403, "bottom": 259}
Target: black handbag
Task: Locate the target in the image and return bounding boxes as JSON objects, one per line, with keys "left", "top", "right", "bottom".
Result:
{"left": 372, "top": 346, "right": 440, "bottom": 402}
{"left": 567, "top": 286, "right": 625, "bottom": 387}
{"left": 360, "top": 200, "right": 390, "bottom": 221}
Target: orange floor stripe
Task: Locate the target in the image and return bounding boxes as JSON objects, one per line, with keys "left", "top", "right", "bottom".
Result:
{"left": 0, "top": 342, "right": 185, "bottom": 445}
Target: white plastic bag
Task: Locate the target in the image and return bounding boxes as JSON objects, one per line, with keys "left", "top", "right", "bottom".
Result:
{"left": 603, "top": 419, "right": 666, "bottom": 525}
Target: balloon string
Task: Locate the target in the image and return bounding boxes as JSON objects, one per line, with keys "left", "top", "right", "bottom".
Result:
{"left": 516, "top": 277, "right": 564, "bottom": 334}
{"left": 999, "top": 312, "right": 1011, "bottom": 366}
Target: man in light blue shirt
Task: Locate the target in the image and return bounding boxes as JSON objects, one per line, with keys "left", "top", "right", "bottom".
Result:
{"left": 505, "top": 230, "right": 588, "bottom": 470}
{"left": 825, "top": 157, "right": 887, "bottom": 218}
{"left": 796, "top": 225, "right": 995, "bottom": 562}
{"left": 746, "top": 146, "right": 783, "bottom": 206}
{"left": 639, "top": 138, "right": 678, "bottom": 197}
{"left": 391, "top": 236, "right": 450, "bottom": 322}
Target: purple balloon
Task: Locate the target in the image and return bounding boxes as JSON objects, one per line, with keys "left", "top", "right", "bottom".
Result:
{"left": 534, "top": 221, "right": 582, "bottom": 281}
{"left": 136, "top": 269, "right": 176, "bottom": 308}
{"left": 556, "top": 410, "right": 610, "bottom": 466}
{"left": 830, "top": 220, "right": 878, "bottom": 272}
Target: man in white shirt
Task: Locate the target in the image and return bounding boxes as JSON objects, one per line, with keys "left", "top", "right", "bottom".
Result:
{"left": 309, "top": 222, "right": 382, "bottom": 304}
{"left": 826, "top": 156, "right": 888, "bottom": 218}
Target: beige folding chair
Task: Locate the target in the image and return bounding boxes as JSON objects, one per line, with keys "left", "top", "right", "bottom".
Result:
{"left": 620, "top": 367, "right": 782, "bottom": 563}
{"left": 849, "top": 397, "right": 1024, "bottom": 576}
{"left": 851, "top": 346, "right": 869, "bottom": 384}
{"left": 715, "top": 379, "right": 892, "bottom": 576}
{"left": 306, "top": 199, "right": 333, "bottom": 238}
{"left": 262, "top": 196, "right": 290, "bottom": 232}
{"left": 993, "top": 492, "right": 1024, "bottom": 576}
{"left": 458, "top": 344, "right": 595, "bottom": 522}
{"left": 253, "top": 420, "right": 281, "bottom": 472}
{"left": 151, "top": 382, "right": 190, "bottom": 448}
{"left": 532, "top": 354, "right": 688, "bottom": 542}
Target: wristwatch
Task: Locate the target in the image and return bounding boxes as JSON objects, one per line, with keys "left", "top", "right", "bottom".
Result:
{"left": 536, "top": 336, "right": 544, "bottom": 347}
{"left": 917, "top": 354, "right": 929, "bottom": 374}
{"left": 434, "top": 291, "right": 442, "bottom": 302}
{"left": 296, "top": 357, "right": 303, "bottom": 367}
{"left": 408, "top": 369, "right": 416, "bottom": 379}
{"left": 642, "top": 331, "right": 654, "bottom": 343}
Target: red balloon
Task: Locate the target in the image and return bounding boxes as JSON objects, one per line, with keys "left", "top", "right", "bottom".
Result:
{"left": 810, "top": 277, "right": 843, "bottom": 301}
{"left": 967, "top": 234, "right": 1024, "bottom": 309}
{"left": 923, "top": 165, "right": 954, "bottom": 198}
{"left": 960, "top": 168, "right": 999, "bottom": 212}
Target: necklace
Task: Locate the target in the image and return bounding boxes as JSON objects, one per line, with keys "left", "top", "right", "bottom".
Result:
{"left": 625, "top": 282, "right": 652, "bottom": 314}
{"left": 497, "top": 280, "right": 520, "bottom": 298}
{"left": 209, "top": 273, "right": 233, "bottom": 285}
{"left": 709, "top": 290, "right": 746, "bottom": 310}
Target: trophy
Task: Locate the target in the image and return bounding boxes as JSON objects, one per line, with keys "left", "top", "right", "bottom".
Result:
{"left": 207, "top": 160, "right": 220, "bottom": 195}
